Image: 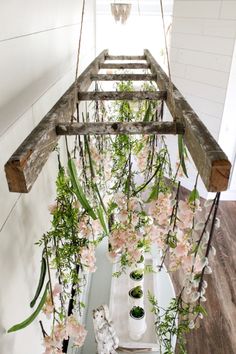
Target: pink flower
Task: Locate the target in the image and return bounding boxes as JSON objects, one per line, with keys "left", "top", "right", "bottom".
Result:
{"left": 42, "top": 335, "right": 62, "bottom": 354}
{"left": 117, "top": 209, "right": 129, "bottom": 223}
{"left": 48, "top": 202, "right": 57, "bottom": 214}
{"left": 129, "top": 249, "right": 142, "bottom": 263}
{"left": 80, "top": 244, "right": 97, "bottom": 273}
{"left": 147, "top": 193, "right": 172, "bottom": 225}
{"left": 78, "top": 217, "right": 92, "bottom": 239}
{"left": 54, "top": 323, "right": 67, "bottom": 342}
{"left": 42, "top": 294, "right": 54, "bottom": 319}
{"left": 175, "top": 242, "right": 189, "bottom": 257}
{"left": 66, "top": 315, "right": 87, "bottom": 347}
{"left": 127, "top": 197, "right": 140, "bottom": 211}
{"left": 194, "top": 255, "right": 205, "bottom": 273}
{"left": 52, "top": 283, "right": 63, "bottom": 297}
{"left": 182, "top": 255, "right": 193, "bottom": 272}
{"left": 177, "top": 200, "right": 194, "bottom": 229}
{"left": 91, "top": 219, "right": 103, "bottom": 235}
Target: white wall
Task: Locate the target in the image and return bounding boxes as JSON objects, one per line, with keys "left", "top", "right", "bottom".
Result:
{"left": 219, "top": 38, "right": 236, "bottom": 199}
{"left": 170, "top": 0, "right": 236, "bottom": 198}
{"left": 0, "top": 1, "right": 96, "bottom": 354}
{"left": 96, "top": 0, "right": 173, "bottom": 60}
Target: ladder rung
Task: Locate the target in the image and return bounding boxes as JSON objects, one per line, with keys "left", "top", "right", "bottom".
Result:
{"left": 105, "top": 55, "right": 146, "bottom": 60}
{"left": 91, "top": 74, "right": 156, "bottom": 81}
{"left": 56, "top": 122, "right": 185, "bottom": 136}
{"left": 78, "top": 91, "right": 166, "bottom": 101}
{"left": 100, "top": 63, "right": 150, "bottom": 69}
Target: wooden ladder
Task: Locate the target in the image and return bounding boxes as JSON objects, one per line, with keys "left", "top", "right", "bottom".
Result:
{"left": 4, "top": 50, "right": 231, "bottom": 193}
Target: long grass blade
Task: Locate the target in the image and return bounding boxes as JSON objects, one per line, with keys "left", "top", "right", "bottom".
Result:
{"left": 30, "top": 254, "right": 46, "bottom": 308}
{"left": 68, "top": 158, "right": 97, "bottom": 220}
{"left": 97, "top": 206, "right": 109, "bottom": 235}
{"left": 8, "top": 282, "right": 49, "bottom": 333}
{"left": 178, "top": 135, "right": 188, "bottom": 177}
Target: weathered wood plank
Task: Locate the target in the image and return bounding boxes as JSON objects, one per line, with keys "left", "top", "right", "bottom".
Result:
{"left": 91, "top": 74, "right": 156, "bottom": 81}
{"left": 56, "top": 121, "right": 184, "bottom": 136}
{"left": 99, "top": 63, "right": 149, "bottom": 69}
{"left": 105, "top": 55, "right": 146, "bottom": 60}
{"left": 144, "top": 49, "right": 231, "bottom": 192}
{"left": 4, "top": 50, "right": 108, "bottom": 193}
{"left": 77, "top": 50, "right": 108, "bottom": 91}
{"left": 78, "top": 91, "right": 166, "bottom": 101}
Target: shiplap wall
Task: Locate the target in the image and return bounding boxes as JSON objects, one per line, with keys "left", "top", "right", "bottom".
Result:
{"left": 0, "top": 2, "right": 96, "bottom": 354}
{"left": 170, "top": 0, "right": 236, "bottom": 198}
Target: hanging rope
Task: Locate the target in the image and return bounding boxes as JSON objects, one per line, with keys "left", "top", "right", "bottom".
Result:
{"left": 159, "top": 0, "right": 177, "bottom": 120}
{"left": 70, "top": 0, "right": 86, "bottom": 123}
{"left": 65, "top": 0, "right": 86, "bottom": 158}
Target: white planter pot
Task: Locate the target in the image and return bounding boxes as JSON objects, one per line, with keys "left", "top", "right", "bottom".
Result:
{"left": 129, "top": 270, "right": 144, "bottom": 288}
{"left": 128, "top": 292, "right": 144, "bottom": 308}
{"left": 128, "top": 310, "right": 147, "bottom": 341}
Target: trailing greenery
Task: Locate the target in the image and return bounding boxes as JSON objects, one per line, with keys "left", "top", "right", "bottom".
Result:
{"left": 8, "top": 79, "right": 220, "bottom": 354}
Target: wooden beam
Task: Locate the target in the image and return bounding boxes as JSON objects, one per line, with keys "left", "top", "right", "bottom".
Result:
{"left": 77, "top": 50, "right": 108, "bottom": 91}
{"left": 145, "top": 49, "right": 231, "bottom": 192}
{"left": 91, "top": 74, "right": 156, "bottom": 81}
{"left": 78, "top": 91, "right": 166, "bottom": 101}
{"left": 56, "top": 122, "right": 184, "bottom": 136}
{"left": 105, "top": 55, "right": 146, "bottom": 60}
{"left": 4, "top": 50, "right": 108, "bottom": 193}
{"left": 99, "top": 63, "right": 149, "bottom": 69}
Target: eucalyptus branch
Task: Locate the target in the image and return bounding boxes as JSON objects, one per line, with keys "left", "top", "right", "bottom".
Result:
{"left": 197, "top": 193, "right": 220, "bottom": 293}
{"left": 159, "top": 181, "right": 181, "bottom": 270}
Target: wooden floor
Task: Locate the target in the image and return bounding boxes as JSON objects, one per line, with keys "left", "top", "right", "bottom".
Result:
{"left": 172, "top": 199, "right": 236, "bottom": 354}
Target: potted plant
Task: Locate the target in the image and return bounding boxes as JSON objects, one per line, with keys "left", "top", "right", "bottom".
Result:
{"left": 128, "top": 285, "right": 144, "bottom": 307}
{"left": 128, "top": 306, "right": 147, "bottom": 340}
{"left": 129, "top": 268, "right": 144, "bottom": 287}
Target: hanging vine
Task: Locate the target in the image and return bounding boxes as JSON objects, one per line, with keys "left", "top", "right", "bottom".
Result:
{"left": 7, "top": 81, "right": 221, "bottom": 354}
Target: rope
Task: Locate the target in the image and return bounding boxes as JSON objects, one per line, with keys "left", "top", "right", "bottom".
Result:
{"left": 71, "top": 0, "right": 86, "bottom": 123}
{"left": 159, "top": 0, "right": 177, "bottom": 121}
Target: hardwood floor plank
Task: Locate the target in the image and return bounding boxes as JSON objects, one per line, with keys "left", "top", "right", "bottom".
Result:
{"left": 172, "top": 197, "right": 236, "bottom": 354}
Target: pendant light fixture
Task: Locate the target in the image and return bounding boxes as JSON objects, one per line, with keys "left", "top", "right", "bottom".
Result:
{"left": 111, "top": 1, "right": 132, "bottom": 24}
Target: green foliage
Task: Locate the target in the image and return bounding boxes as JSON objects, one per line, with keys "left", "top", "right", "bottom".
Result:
{"left": 39, "top": 166, "right": 87, "bottom": 286}
{"left": 130, "top": 269, "right": 144, "bottom": 280}
{"left": 178, "top": 135, "right": 188, "bottom": 178}
{"left": 130, "top": 285, "right": 143, "bottom": 298}
{"left": 97, "top": 206, "right": 109, "bottom": 235}
{"left": 188, "top": 187, "right": 200, "bottom": 204}
{"left": 68, "top": 158, "right": 97, "bottom": 219}
{"left": 30, "top": 253, "right": 46, "bottom": 308}
{"left": 130, "top": 306, "right": 145, "bottom": 318}
{"left": 148, "top": 291, "right": 208, "bottom": 354}
{"left": 8, "top": 282, "right": 49, "bottom": 333}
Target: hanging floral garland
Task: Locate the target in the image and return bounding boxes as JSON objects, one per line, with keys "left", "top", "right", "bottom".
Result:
{"left": 8, "top": 81, "right": 220, "bottom": 354}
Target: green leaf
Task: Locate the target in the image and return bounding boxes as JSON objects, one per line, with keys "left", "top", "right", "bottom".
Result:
{"left": 108, "top": 202, "right": 118, "bottom": 213}
{"left": 30, "top": 254, "right": 46, "bottom": 308}
{"left": 143, "top": 102, "right": 152, "bottom": 122}
{"left": 68, "top": 158, "right": 97, "bottom": 220}
{"left": 146, "top": 185, "right": 158, "bottom": 202}
{"left": 188, "top": 188, "right": 200, "bottom": 203}
{"left": 97, "top": 206, "right": 109, "bottom": 235}
{"left": 178, "top": 135, "right": 188, "bottom": 178}
{"left": 8, "top": 282, "right": 49, "bottom": 333}
{"left": 84, "top": 136, "right": 107, "bottom": 214}
{"left": 195, "top": 304, "right": 208, "bottom": 317}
